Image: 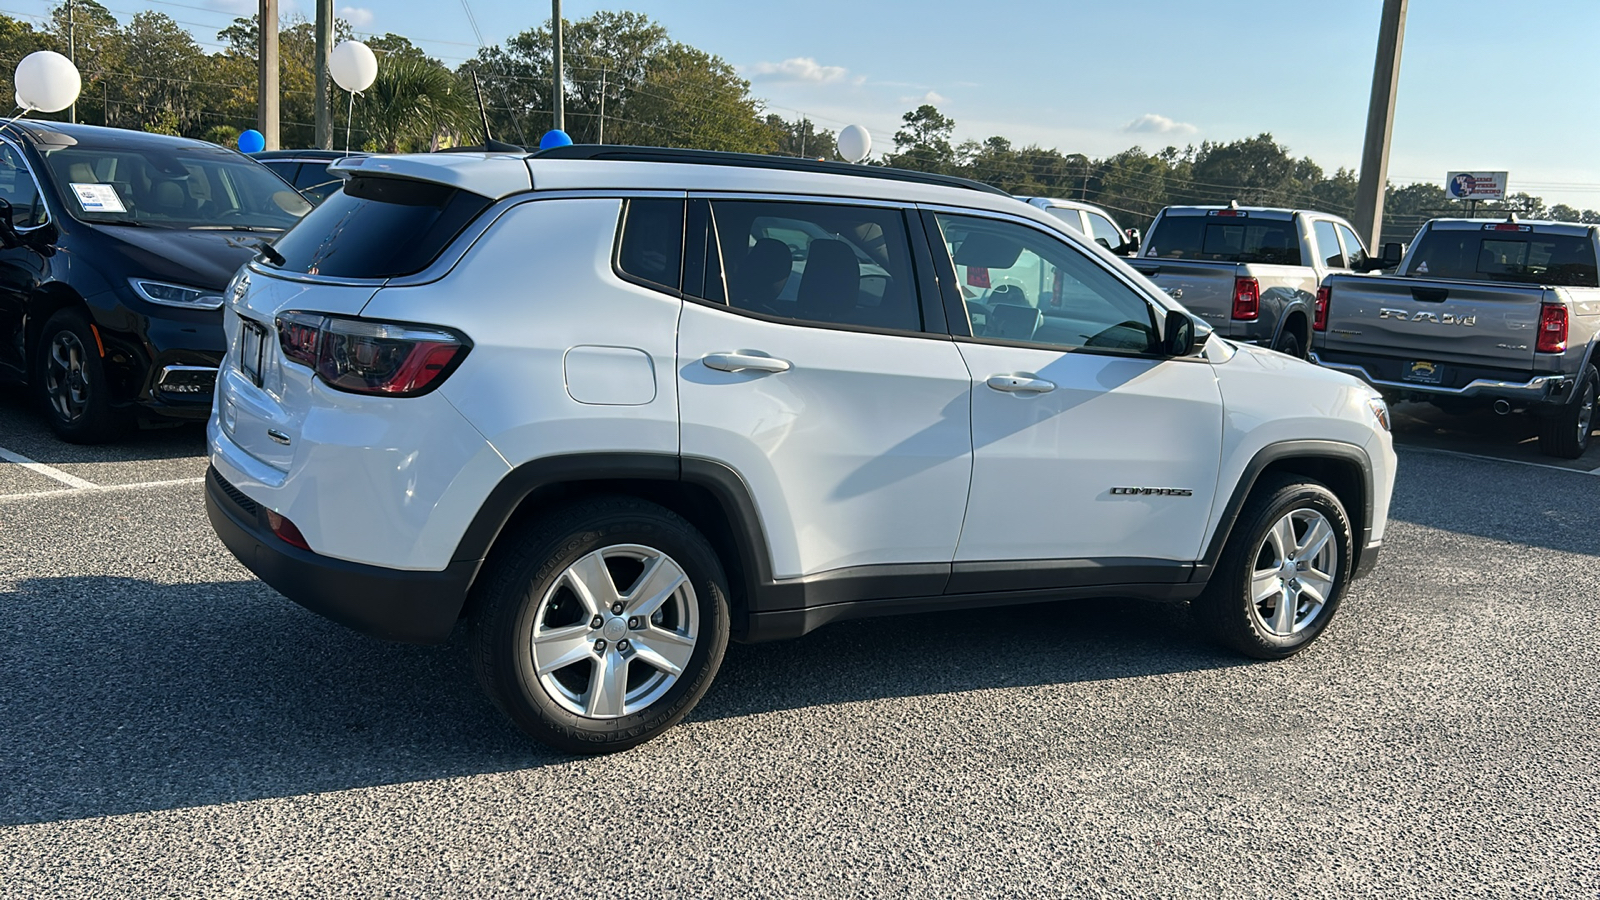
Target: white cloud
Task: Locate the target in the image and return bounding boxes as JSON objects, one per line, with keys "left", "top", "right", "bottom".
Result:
{"left": 748, "top": 57, "right": 849, "bottom": 84}
{"left": 338, "top": 5, "right": 374, "bottom": 27}
{"left": 1123, "top": 113, "right": 1197, "bottom": 135}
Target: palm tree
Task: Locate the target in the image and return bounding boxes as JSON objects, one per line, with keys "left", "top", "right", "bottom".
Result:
{"left": 358, "top": 57, "right": 476, "bottom": 153}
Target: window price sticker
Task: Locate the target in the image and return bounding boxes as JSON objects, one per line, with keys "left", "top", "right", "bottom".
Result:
{"left": 70, "top": 183, "right": 127, "bottom": 213}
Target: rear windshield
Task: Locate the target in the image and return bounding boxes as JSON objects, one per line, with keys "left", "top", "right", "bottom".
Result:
{"left": 1145, "top": 215, "right": 1302, "bottom": 265}
{"left": 266, "top": 175, "right": 493, "bottom": 278}
{"left": 1406, "top": 228, "right": 1598, "bottom": 287}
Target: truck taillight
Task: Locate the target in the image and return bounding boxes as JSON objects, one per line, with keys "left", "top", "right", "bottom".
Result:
{"left": 1232, "top": 277, "right": 1260, "bottom": 321}
{"left": 275, "top": 312, "right": 470, "bottom": 396}
{"left": 1536, "top": 304, "right": 1568, "bottom": 353}
{"left": 1313, "top": 286, "right": 1330, "bottom": 332}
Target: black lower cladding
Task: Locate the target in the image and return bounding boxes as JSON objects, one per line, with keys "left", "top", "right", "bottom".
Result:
{"left": 205, "top": 467, "right": 480, "bottom": 644}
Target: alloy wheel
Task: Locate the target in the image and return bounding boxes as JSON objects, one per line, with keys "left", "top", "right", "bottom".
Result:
{"left": 1249, "top": 509, "right": 1338, "bottom": 637}
{"left": 44, "top": 330, "right": 91, "bottom": 422}
{"left": 529, "top": 543, "right": 699, "bottom": 719}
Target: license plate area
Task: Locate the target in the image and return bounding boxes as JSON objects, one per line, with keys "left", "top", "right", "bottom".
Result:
{"left": 1404, "top": 360, "right": 1442, "bottom": 385}
{"left": 239, "top": 319, "right": 267, "bottom": 387}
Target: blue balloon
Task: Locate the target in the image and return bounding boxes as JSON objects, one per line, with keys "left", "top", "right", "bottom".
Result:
{"left": 237, "top": 129, "right": 266, "bottom": 154}
{"left": 539, "top": 129, "right": 573, "bottom": 150}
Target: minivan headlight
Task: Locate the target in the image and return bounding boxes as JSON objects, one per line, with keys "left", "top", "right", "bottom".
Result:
{"left": 130, "top": 279, "right": 225, "bottom": 310}
{"left": 1367, "top": 396, "right": 1391, "bottom": 432}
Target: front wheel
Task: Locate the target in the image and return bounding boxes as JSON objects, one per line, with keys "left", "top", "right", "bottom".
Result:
{"left": 471, "top": 496, "right": 730, "bottom": 754}
{"left": 1194, "top": 474, "right": 1353, "bottom": 659}
{"left": 33, "top": 309, "right": 123, "bottom": 444}
{"left": 1536, "top": 365, "right": 1596, "bottom": 460}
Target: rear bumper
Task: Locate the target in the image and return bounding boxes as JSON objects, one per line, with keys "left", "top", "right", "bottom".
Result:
{"left": 1310, "top": 353, "right": 1570, "bottom": 403}
{"left": 205, "top": 466, "right": 478, "bottom": 644}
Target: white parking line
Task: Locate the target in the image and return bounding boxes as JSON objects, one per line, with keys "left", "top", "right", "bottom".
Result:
{"left": 1400, "top": 444, "right": 1600, "bottom": 476}
{"left": 0, "top": 475, "right": 206, "bottom": 504}
{"left": 0, "top": 445, "right": 98, "bottom": 489}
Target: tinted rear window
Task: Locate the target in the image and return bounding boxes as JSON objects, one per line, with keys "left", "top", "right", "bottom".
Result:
{"left": 267, "top": 175, "right": 493, "bottom": 278}
{"left": 1406, "top": 228, "right": 1597, "bottom": 287}
{"left": 1145, "top": 215, "right": 1302, "bottom": 265}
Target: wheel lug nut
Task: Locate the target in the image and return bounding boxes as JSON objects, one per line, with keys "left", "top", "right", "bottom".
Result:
{"left": 627, "top": 617, "right": 640, "bottom": 629}
{"left": 590, "top": 615, "right": 603, "bottom": 629}
{"left": 594, "top": 639, "right": 607, "bottom": 653}
{"left": 611, "top": 602, "right": 624, "bottom": 614}
{"left": 618, "top": 640, "right": 630, "bottom": 652}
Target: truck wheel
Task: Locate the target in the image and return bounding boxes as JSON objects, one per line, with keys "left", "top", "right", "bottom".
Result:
{"left": 1536, "top": 366, "right": 1596, "bottom": 460}
{"left": 471, "top": 496, "right": 730, "bottom": 754}
{"left": 1272, "top": 328, "right": 1305, "bottom": 359}
{"left": 33, "top": 309, "right": 123, "bottom": 444}
{"left": 1194, "top": 473, "right": 1353, "bottom": 660}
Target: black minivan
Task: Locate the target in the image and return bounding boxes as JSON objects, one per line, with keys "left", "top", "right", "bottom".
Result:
{"left": 0, "top": 121, "right": 311, "bottom": 442}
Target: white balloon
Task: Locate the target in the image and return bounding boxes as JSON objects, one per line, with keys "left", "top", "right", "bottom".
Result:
{"left": 14, "top": 51, "right": 81, "bottom": 113}
{"left": 329, "top": 40, "right": 378, "bottom": 93}
{"left": 837, "top": 124, "right": 871, "bottom": 163}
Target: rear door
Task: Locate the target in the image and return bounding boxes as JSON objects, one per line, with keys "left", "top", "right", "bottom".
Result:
{"left": 676, "top": 196, "right": 973, "bottom": 583}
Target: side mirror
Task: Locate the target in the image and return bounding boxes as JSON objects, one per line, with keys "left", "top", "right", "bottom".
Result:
{"left": 1163, "top": 309, "right": 1199, "bottom": 356}
{"left": 1380, "top": 242, "right": 1404, "bottom": 267}
{"left": 1120, "top": 227, "right": 1141, "bottom": 255}
{"left": 1094, "top": 237, "right": 1112, "bottom": 250}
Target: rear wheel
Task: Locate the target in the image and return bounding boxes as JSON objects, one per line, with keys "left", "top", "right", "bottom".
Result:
{"left": 33, "top": 309, "right": 123, "bottom": 444}
{"left": 1272, "top": 326, "right": 1305, "bottom": 359}
{"left": 1536, "top": 365, "right": 1596, "bottom": 459}
{"left": 471, "top": 496, "right": 730, "bottom": 754}
{"left": 1194, "top": 474, "right": 1352, "bottom": 659}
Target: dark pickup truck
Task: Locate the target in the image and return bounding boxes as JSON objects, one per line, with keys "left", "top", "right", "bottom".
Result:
{"left": 1312, "top": 217, "right": 1599, "bottom": 458}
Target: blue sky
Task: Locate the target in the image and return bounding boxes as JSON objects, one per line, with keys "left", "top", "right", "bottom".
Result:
{"left": 11, "top": 0, "right": 1600, "bottom": 209}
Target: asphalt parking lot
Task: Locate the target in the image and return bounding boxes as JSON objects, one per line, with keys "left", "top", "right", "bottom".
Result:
{"left": 1, "top": 391, "right": 1597, "bottom": 898}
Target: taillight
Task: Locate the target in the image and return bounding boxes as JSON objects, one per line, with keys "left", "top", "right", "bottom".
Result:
{"left": 275, "top": 312, "right": 470, "bottom": 396}
{"left": 1313, "top": 286, "right": 1330, "bottom": 332}
{"left": 1536, "top": 303, "right": 1568, "bottom": 353}
{"left": 265, "top": 510, "right": 311, "bottom": 550}
{"left": 1232, "top": 277, "right": 1260, "bottom": 321}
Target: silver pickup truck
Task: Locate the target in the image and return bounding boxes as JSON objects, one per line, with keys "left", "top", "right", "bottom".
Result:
{"left": 1313, "top": 217, "right": 1600, "bottom": 458}
{"left": 1129, "top": 204, "right": 1372, "bottom": 359}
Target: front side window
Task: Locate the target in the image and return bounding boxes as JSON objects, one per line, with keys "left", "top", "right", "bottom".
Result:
{"left": 41, "top": 140, "right": 310, "bottom": 230}
{"left": 1335, "top": 222, "right": 1369, "bottom": 270}
{"left": 1044, "top": 206, "right": 1085, "bottom": 233}
{"left": 696, "top": 199, "right": 922, "bottom": 332}
{"left": 1086, "top": 212, "right": 1123, "bottom": 250}
{"left": 0, "top": 144, "right": 45, "bottom": 228}
{"left": 934, "top": 212, "right": 1159, "bottom": 353}
{"left": 1313, "top": 219, "right": 1345, "bottom": 268}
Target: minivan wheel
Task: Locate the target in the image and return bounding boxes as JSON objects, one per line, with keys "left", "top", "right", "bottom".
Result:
{"left": 1194, "top": 474, "right": 1352, "bottom": 660}
{"left": 471, "top": 496, "right": 730, "bottom": 754}
{"left": 34, "top": 309, "right": 122, "bottom": 444}
{"left": 1536, "top": 365, "right": 1596, "bottom": 460}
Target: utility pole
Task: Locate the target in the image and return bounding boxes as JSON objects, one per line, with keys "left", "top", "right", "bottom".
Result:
{"left": 551, "top": 0, "right": 563, "bottom": 132}
{"left": 257, "top": 0, "right": 279, "bottom": 149}
{"left": 313, "top": 0, "right": 332, "bottom": 148}
{"left": 67, "top": 0, "right": 75, "bottom": 123}
{"left": 597, "top": 70, "right": 605, "bottom": 144}
{"left": 1353, "top": 0, "right": 1407, "bottom": 250}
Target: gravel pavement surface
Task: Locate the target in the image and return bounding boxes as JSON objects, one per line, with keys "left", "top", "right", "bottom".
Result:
{"left": 1, "top": 397, "right": 1597, "bottom": 898}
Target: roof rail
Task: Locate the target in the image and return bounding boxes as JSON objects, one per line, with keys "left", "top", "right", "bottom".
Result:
{"left": 527, "top": 144, "right": 1010, "bottom": 197}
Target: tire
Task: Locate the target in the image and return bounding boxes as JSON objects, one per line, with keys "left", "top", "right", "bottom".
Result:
{"left": 1272, "top": 326, "right": 1305, "bottom": 359}
{"left": 1536, "top": 365, "right": 1596, "bottom": 460}
{"left": 470, "top": 495, "right": 731, "bottom": 754}
{"left": 1194, "top": 473, "right": 1353, "bottom": 660}
{"left": 33, "top": 309, "right": 123, "bottom": 444}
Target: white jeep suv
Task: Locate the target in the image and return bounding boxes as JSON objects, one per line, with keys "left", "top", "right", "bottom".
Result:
{"left": 206, "top": 146, "right": 1396, "bottom": 753}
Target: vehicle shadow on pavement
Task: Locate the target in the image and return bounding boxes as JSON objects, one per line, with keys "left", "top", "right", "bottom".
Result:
{"left": 1388, "top": 447, "right": 1600, "bottom": 558}
{"left": 0, "top": 576, "right": 1241, "bottom": 827}
{"left": 0, "top": 391, "right": 207, "bottom": 466}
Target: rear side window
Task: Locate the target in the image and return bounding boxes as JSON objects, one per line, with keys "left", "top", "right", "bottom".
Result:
{"left": 694, "top": 199, "right": 922, "bottom": 333}
{"left": 1145, "top": 214, "right": 1302, "bottom": 265}
{"left": 615, "top": 198, "right": 685, "bottom": 292}
{"left": 268, "top": 175, "right": 493, "bottom": 278}
{"left": 1407, "top": 229, "right": 1598, "bottom": 286}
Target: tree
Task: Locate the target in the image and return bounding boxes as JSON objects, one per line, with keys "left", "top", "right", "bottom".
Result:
{"left": 886, "top": 104, "right": 956, "bottom": 173}
{"left": 765, "top": 114, "right": 835, "bottom": 160}
{"left": 360, "top": 56, "right": 474, "bottom": 152}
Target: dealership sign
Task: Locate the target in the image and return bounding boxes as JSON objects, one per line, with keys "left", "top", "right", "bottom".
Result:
{"left": 1446, "top": 171, "right": 1509, "bottom": 201}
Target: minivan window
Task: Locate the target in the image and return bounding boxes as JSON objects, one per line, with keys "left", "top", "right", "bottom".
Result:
{"left": 0, "top": 144, "right": 45, "bottom": 228}
{"left": 1407, "top": 228, "right": 1598, "bottom": 287}
{"left": 267, "top": 176, "right": 493, "bottom": 279}
{"left": 41, "top": 142, "right": 310, "bottom": 229}
{"left": 1145, "top": 215, "right": 1302, "bottom": 265}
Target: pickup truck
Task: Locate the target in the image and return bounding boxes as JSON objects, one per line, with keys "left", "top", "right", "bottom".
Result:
{"left": 1129, "top": 204, "right": 1372, "bottom": 359}
{"left": 1312, "top": 217, "right": 1599, "bottom": 458}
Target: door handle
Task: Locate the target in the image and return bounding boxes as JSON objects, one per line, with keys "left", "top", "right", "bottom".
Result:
{"left": 986, "top": 374, "right": 1056, "bottom": 394}
{"left": 702, "top": 352, "right": 792, "bottom": 374}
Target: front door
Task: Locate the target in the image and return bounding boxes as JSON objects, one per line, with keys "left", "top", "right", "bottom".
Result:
{"left": 0, "top": 142, "right": 50, "bottom": 377}
{"left": 926, "top": 210, "right": 1224, "bottom": 589}
{"left": 676, "top": 197, "right": 973, "bottom": 583}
